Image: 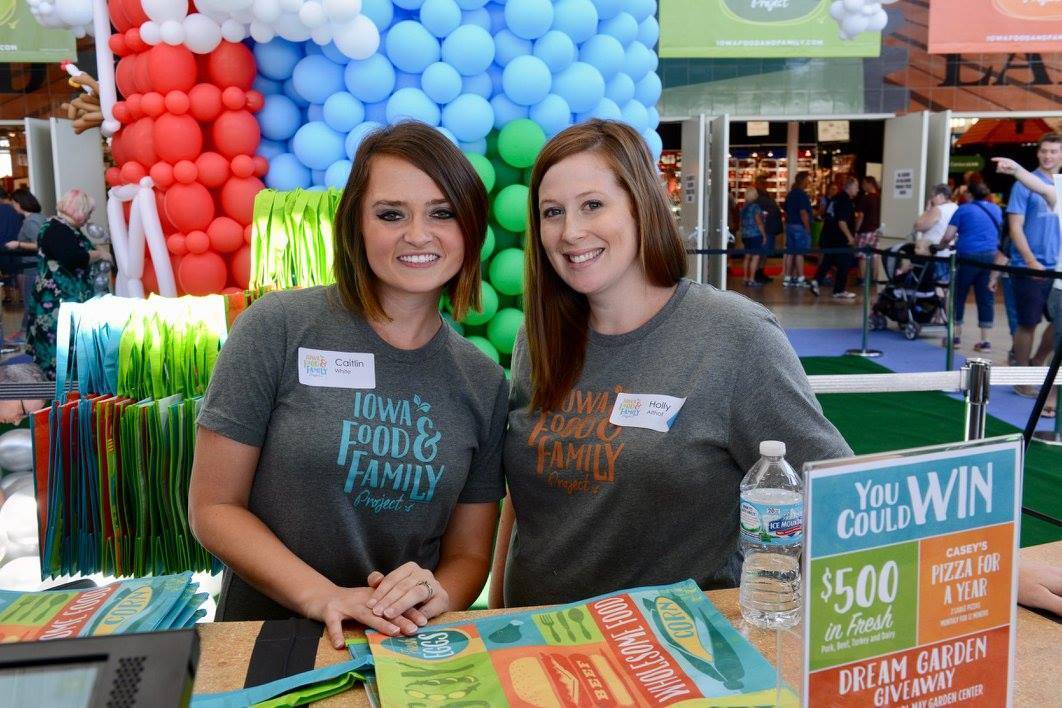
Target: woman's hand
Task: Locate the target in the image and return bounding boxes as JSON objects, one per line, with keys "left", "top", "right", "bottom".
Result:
{"left": 302, "top": 583, "right": 423, "bottom": 649}
{"left": 366, "top": 562, "right": 451, "bottom": 625}
{"left": 1017, "top": 559, "right": 1062, "bottom": 616}
{"left": 991, "top": 157, "right": 1021, "bottom": 176}
{"left": 89, "top": 249, "right": 112, "bottom": 263}
{"left": 4, "top": 241, "right": 19, "bottom": 251}
{"left": 987, "top": 272, "right": 1000, "bottom": 293}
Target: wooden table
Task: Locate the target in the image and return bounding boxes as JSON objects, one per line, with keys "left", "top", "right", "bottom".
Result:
{"left": 193, "top": 543, "right": 1062, "bottom": 706}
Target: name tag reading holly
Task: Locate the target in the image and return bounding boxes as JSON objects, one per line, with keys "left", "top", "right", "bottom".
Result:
{"left": 298, "top": 347, "right": 376, "bottom": 389}
{"left": 609, "top": 393, "right": 686, "bottom": 432}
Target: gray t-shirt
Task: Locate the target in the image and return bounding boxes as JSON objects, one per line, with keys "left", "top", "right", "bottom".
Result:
{"left": 502, "top": 279, "right": 851, "bottom": 607}
{"left": 198, "top": 286, "right": 509, "bottom": 620}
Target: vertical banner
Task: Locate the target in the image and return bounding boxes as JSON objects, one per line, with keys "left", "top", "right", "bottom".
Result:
{"left": 0, "top": 1, "right": 74, "bottom": 62}
{"left": 803, "top": 436, "right": 1022, "bottom": 707}
{"left": 928, "top": 0, "right": 1062, "bottom": 54}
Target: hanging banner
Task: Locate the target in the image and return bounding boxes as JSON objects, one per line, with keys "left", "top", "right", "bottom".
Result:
{"left": 802, "top": 436, "right": 1023, "bottom": 707}
{"left": 0, "top": 1, "right": 74, "bottom": 62}
{"left": 928, "top": 0, "right": 1062, "bottom": 54}
{"left": 659, "top": 0, "right": 882, "bottom": 59}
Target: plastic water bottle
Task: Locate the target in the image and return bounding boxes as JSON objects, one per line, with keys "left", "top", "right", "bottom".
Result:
{"left": 739, "top": 440, "right": 804, "bottom": 629}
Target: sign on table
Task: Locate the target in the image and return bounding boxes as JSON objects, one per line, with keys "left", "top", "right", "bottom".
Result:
{"left": 803, "top": 436, "right": 1022, "bottom": 707}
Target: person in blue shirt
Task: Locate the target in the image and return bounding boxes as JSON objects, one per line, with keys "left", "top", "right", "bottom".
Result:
{"left": 942, "top": 182, "right": 1003, "bottom": 351}
{"left": 783, "top": 171, "right": 813, "bottom": 288}
{"left": 740, "top": 187, "right": 767, "bottom": 287}
{"left": 1005, "top": 132, "right": 1060, "bottom": 383}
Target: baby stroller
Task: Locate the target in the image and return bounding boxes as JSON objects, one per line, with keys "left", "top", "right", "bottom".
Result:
{"left": 869, "top": 242, "right": 950, "bottom": 340}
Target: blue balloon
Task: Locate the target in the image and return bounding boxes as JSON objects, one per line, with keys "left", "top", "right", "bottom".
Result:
{"left": 304, "top": 42, "right": 324, "bottom": 56}
{"left": 293, "top": 122, "right": 346, "bottom": 171}
{"left": 385, "top": 21, "right": 441, "bottom": 73}
{"left": 605, "top": 72, "right": 635, "bottom": 105}
{"left": 487, "top": 63, "right": 504, "bottom": 94}
{"left": 437, "top": 126, "right": 460, "bottom": 144}
{"left": 305, "top": 104, "right": 325, "bottom": 123}
{"left": 346, "top": 121, "right": 384, "bottom": 159}
{"left": 634, "top": 71, "right": 661, "bottom": 105}
{"left": 361, "top": 0, "right": 395, "bottom": 30}
{"left": 364, "top": 100, "right": 388, "bottom": 123}
{"left": 386, "top": 87, "right": 441, "bottom": 125}
{"left": 252, "top": 76, "right": 281, "bottom": 95}
{"left": 505, "top": 0, "right": 554, "bottom": 39}
{"left": 441, "top": 93, "right": 493, "bottom": 142}
{"left": 626, "top": 0, "right": 656, "bottom": 22}
{"left": 462, "top": 7, "right": 491, "bottom": 30}
{"left": 493, "top": 29, "right": 532, "bottom": 66}
{"left": 442, "top": 24, "right": 495, "bottom": 76}
{"left": 292, "top": 55, "right": 345, "bottom": 105}
{"left": 642, "top": 128, "right": 662, "bottom": 162}
{"left": 455, "top": 0, "right": 487, "bottom": 8}
{"left": 462, "top": 72, "right": 493, "bottom": 98}
{"left": 267, "top": 153, "right": 312, "bottom": 190}
{"left": 551, "top": 0, "right": 598, "bottom": 44}
{"left": 420, "top": 0, "right": 461, "bottom": 37}
{"left": 254, "top": 39, "right": 304, "bottom": 81}
{"left": 636, "top": 15, "right": 658, "bottom": 46}
{"left": 308, "top": 185, "right": 328, "bottom": 192}
{"left": 552, "top": 62, "right": 605, "bottom": 113}
{"left": 422, "top": 62, "right": 463, "bottom": 104}
{"left": 646, "top": 105, "right": 659, "bottom": 129}
{"left": 394, "top": 0, "right": 425, "bottom": 9}
{"left": 486, "top": 2, "right": 506, "bottom": 31}
{"left": 624, "top": 41, "right": 655, "bottom": 81}
{"left": 325, "top": 160, "right": 353, "bottom": 189}
{"left": 395, "top": 71, "right": 421, "bottom": 90}
{"left": 580, "top": 35, "right": 625, "bottom": 81}
{"left": 576, "top": 97, "right": 622, "bottom": 122}
{"left": 320, "top": 42, "right": 348, "bottom": 64}
{"left": 258, "top": 94, "right": 302, "bottom": 141}
{"left": 620, "top": 99, "right": 649, "bottom": 132}
{"left": 460, "top": 138, "right": 487, "bottom": 155}
{"left": 283, "top": 78, "right": 309, "bottom": 107}
{"left": 344, "top": 54, "right": 396, "bottom": 103}
{"left": 323, "top": 93, "right": 365, "bottom": 133}
{"left": 257, "top": 139, "right": 285, "bottom": 161}
{"left": 592, "top": 0, "right": 624, "bottom": 20}
{"left": 533, "top": 31, "right": 576, "bottom": 73}
{"left": 491, "top": 94, "right": 529, "bottom": 128}
{"left": 600, "top": 12, "right": 638, "bottom": 45}
{"left": 529, "top": 94, "right": 572, "bottom": 136}
{"left": 502, "top": 55, "right": 551, "bottom": 106}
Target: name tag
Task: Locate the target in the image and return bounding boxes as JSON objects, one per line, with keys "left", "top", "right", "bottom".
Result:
{"left": 609, "top": 393, "right": 686, "bottom": 432}
{"left": 298, "top": 347, "right": 376, "bottom": 389}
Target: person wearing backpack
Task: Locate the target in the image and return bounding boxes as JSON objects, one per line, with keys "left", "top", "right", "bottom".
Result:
{"left": 941, "top": 181, "right": 1002, "bottom": 352}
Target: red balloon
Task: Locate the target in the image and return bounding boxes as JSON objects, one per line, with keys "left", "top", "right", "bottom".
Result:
{"left": 211, "top": 110, "right": 260, "bottom": 159}
{"left": 251, "top": 155, "right": 268, "bottom": 178}
{"left": 110, "top": 130, "right": 129, "bottom": 165}
{"left": 147, "top": 45, "right": 197, "bottom": 94}
{"left": 165, "top": 182, "right": 215, "bottom": 233}
{"left": 120, "top": 0, "right": 149, "bottom": 28}
{"left": 173, "top": 160, "right": 198, "bottom": 184}
{"left": 221, "top": 87, "right": 245, "bottom": 111}
{"left": 155, "top": 191, "right": 178, "bottom": 234}
{"left": 195, "top": 152, "right": 230, "bottom": 188}
{"left": 149, "top": 161, "right": 174, "bottom": 189}
{"left": 115, "top": 56, "right": 137, "bottom": 98}
{"left": 134, "top": 53, "right": 153, "bottom": 94}
{"left": 120, "top": 161, "right": 146, "bottom": 184}
{"left": 222, "top": 286, "right": 242, "bottom": 295}
{"left": 108, "top": 34, "right": 129, "bottom": 57}
{"left": 125, "top": 28, "right": 148, "bottom": 54}
{"left": 244, "top": 224, "right": 252, "bottom": 243}
{"left": 230, "top": 154, "right": 254, "bottom": 178}
{"left": 141, "top": 257, "right": 159, "bottom": 295}
{"left": 154, "top": 113, "right": 203, "bottom": 164}
{"left": 188, "top": 84, "right": 222, "bottom": 122}
{"left": 245, "top": 90, "right": 264, "bottom": 113}
{"left": 207, "top": 216, "right": 243, "bottom": 253}
{"left": 167, "top": 233, "right": 188, "bottom": 256}
{"left": 112, "top": 101, "right": 130, "bottom": 124}
{"left": 178, "top": 252, "right": 227, "bottom": 295}
{"left": 164, "top": 90, "right": 190, "bottom": 115}
{"left": 126, "top": 116, "right": 157, "bottom": 167}
{"left": 141, "top": 92, "right": 164, "bottom": 117}
{"left": 108, "top": 0, "right": 132, "bottom": 33}
{"left": 207, "top": 41, "right": 255, "bottom": 90}
{"left": 125, "top": 93, "right": 143, "bottom": 120}
{"left": 230, "top": 245, "right": 251, "bottom": 289}
{"left": 220, "top": 176, "right": 264, "bottom": 225}
{"left": 105, "top": 167, "right": 122, "bottom": 186}
{"left": 186, "top": 230, "right": 210, "bottom": 254}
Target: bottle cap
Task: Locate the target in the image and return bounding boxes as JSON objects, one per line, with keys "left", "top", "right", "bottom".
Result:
{"left": 760, "top": 440, "right": 786, "bottom": 457}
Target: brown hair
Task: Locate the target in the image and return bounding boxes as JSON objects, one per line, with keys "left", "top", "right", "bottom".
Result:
{"left": 1039, "top": 132, "right": 1062, "bottom": 147}
{"left": 333, "top": 121, "right": 487, "bottom": 322}
{"left": 525, "top": 119, "right": 686, "bottom": 412}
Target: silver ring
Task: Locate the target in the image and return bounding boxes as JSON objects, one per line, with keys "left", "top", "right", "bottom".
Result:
{"left": 418, "top": 580, "right": 434, "bottom": 600}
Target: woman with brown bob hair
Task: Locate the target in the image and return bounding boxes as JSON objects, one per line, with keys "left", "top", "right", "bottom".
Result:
{"left": 191, "top": 121, "right": 509, "bottom": 648}
{"left": 490, "top": 120, "right": 850, "bottom": 608}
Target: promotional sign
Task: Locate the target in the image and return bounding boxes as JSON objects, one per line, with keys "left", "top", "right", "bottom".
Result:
{"left": 367, "top": 580, "right": 798, "bottom": 706}
{"left": 893, "top": 169, "right": 915, "bottom": 199}
{"left": 660, "top": 0, "right": 882, "bottom": 59}
{"left": 0, "top": 0, "right": 74, "bottom": 62}
{"left": 928, "top": 0, "right": 1062, "bottom": 54}
{"left": 803, "top": 437, "right": 1023, "bottom": 707}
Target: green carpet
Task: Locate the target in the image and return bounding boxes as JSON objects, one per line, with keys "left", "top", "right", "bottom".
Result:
{"left": 802, "top": 357, "right": 1062, "bottom": 547}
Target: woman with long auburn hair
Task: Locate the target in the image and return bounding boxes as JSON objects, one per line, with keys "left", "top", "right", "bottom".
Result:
{"left": 490, "top": 120, "right": 850, "bottom": 608}
{"left": 190, "top": 122, "right": 508, "bottom": 648}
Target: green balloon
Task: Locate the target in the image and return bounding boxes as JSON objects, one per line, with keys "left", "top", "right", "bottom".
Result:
{"left": 485, "top": 129, "right": 499, "bottom": 158}
{"left": 462, "top": 281, "right": 499, "bottom": 326}
{"left": 489, "top": 248, "right": 525, "bottom": 296}
{"left": 492, "top": 184, "right": 529, "bottom": 233}
{"left": 487, "top": 307, "right": 524, "bottom": 355}
{"left": 492, "top": 225, "right": 520, "bottom": 251}
{"left": 466, "top": 335, "right": 500, "bottom": 364}
{"left": 498, "top": 119, "right": 546, "bottom": 169}
{"left": 465, "top": 152, "right": 496, "bottom": 192}
{"left": 439, "top": 292, "right": 451, "bottom": 313}
{"left": 491, "top": 159, "right": 524, "bottom": 193}
{"left": 480, "top": 225, "right": 495, "bottom": 261}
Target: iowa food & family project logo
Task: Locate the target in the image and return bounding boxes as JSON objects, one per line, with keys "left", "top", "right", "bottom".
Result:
{"left": 617, "top": 397, "right": 643, "bottom": 418}
{"left": 301, "top": 351, "right": 328, "bottom": 378}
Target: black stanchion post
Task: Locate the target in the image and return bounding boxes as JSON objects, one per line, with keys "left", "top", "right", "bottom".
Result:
{"left": 846, "top": 247, "right": 882, "bottom": 358}
{"left": 1031, "top": 341, "right": 1062, "bottom": 447}
{"left": 945, "top": 252, "right": 956, "bottom": 371}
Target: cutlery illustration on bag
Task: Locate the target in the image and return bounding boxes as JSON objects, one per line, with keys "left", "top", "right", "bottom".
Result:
{"left": 555, "top": 611, "right": 576, "bottom": 642}
{"left": 567, "top": 607, "right": 593, "bottom": 640}
{"left": 538, "top": 612, "right": 561, "bottom": 642}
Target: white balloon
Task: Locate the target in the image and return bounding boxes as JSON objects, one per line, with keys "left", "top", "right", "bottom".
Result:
{"left": 0, "top": 470, "right": 31, "bottom": 496}
{"left": 143, "top": 0, "right": 188, "bottom": 23}
{"left": 275, "top": 12, "right": 313, "bottom": 41}
{"left": 842, "top": 0, "right": 863, "bottom": 11}
{"left": 140, "top": 20, "right": 162, "bottom": 44}
{"left": 322, "top": 0, "right": 360, "bottom": 23}
{"left": 221, "top": 18, "right": 247, "bottom": 40}
{"left": 279, "top": 0, "right": 300, "bottom": 13}
{"left": 252, "top": 0, "right": 281, "bottom": 23}
{"left": 183, "top": 13, "right": 223, "bottom": 53}
{"left": 228, "top": 0, "right": 254, "bottom": 10}
{"left": 0, "top": 556, "right": 42, "bottom": 592}
{"left": 828, "top": 0, "right": 844, "bottom": 21}
{"left": 333, "top": 14, "right": 379, "bottom": 60}
{"left": 160, "top": 18, "right": 186, "bottom": 44}
{"left": 55, "top": 0, "right": 92, "bottom": 28}
{"left": 249, "top": 19, "right": 275, "bottom": 41}
{"left": 867, "top": 8, "right": 888, "bottom": 31}
{"left": 232, "top": 7, "right": 255, "bottom": 22}
{"left": 298, "top": 1, "right": 326, "bottom": 27}
{"left": 861, "top": 1, "right": 880, "bottom": 15}
{"left": 841, "top": 13, "right": 868, "bottom": 36}
{"left": 0, "top": 431, "right": 32, "bottom": 473}
{"left": 0, "top": 474, "right": 37, "bottom": 561}
{"left": 310, "top": 24, "right": 333, "bottom": 44}
{"left": 39, "top": 2, "right": 53, "bottom": 14}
